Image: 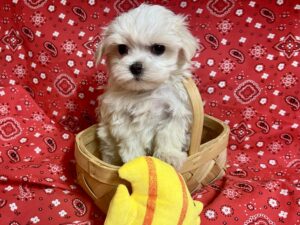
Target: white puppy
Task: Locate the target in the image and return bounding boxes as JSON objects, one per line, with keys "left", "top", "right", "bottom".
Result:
{"left": 95, "top": 4, "right": 198, "bottom": 170}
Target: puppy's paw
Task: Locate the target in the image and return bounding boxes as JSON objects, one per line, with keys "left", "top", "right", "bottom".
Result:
{"left": 119, "top": 148, "right": 146, "bottom": 164}
{"left": 153, "top": 150, "right": 187, "bottom": 170}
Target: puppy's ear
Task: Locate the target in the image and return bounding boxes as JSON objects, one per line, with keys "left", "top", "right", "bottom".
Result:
{"left": 95, "top": 42, "right": 104, "bottom": 65}
{"left": 175, "top": 16, "right": 198, "bottom": 66}
{"left": 95, "top": 27, "right": 108, "bottom": 65}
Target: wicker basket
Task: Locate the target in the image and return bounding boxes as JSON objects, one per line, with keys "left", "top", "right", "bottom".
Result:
{"left": 75, "top": 78, "right": 230, "bottom": 213}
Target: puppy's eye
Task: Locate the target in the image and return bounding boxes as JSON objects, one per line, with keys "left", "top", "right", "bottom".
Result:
{"left": 150, "top": 44, "right": 165, "bottom": 56}
{"left": 118, "top": 44, "right": 129, "bottom": 56}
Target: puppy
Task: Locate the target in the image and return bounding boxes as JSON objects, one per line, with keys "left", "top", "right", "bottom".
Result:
{"left": 95, "top": 4, "right": 198, "bottom": 170}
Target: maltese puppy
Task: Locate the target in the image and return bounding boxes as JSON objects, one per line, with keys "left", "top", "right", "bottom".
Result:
{"left": 95, "top": 4, "right": 198, "bottom": 170}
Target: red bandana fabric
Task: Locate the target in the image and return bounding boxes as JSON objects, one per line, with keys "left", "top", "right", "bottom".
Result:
{"left": 0, "top": 1, "right": 299, "bottom": 225}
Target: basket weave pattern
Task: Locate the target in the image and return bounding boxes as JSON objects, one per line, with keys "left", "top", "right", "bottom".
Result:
{"left": 75, "top": 78, "right": 230, "bottom": 213}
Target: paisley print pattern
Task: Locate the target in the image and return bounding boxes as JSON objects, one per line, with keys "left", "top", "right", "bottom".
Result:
{"left": 0, "top": 1, "right": 299, "bottom": 224}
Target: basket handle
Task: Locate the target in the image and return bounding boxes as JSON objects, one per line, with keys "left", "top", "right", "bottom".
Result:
{"left": 183, "top": 78, "right": 204, "bottom": 155}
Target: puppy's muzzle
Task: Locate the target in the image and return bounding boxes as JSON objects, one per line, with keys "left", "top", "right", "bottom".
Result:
{"left": 129, "top": 62, "right": 143, "bottom": 79}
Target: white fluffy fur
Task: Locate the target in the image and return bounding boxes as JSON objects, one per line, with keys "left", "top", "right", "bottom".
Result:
{"left": 95, "top": 4, "right": 198, "bottom": 170}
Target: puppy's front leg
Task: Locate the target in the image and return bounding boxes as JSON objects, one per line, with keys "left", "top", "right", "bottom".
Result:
{"left": 118, "top": 137, "right": 146, "bottom": 163}
{"left": 153, "top": 118, "right": 188, "bottom": 170}
{"left": 97, "top": 124, "right": 122, "bottom": 165}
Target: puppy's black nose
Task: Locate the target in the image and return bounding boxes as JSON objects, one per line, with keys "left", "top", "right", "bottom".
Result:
{"left": 129, "top": 62, "right": 143, "bottom": 77}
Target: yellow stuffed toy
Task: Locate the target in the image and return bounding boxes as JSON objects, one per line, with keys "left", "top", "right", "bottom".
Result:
{"left": 104, "top": 156, "right": 203, "bottom": 225}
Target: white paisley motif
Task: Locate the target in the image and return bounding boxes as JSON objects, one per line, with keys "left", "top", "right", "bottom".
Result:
{"left": 244, "top": 213, "right": 275, "bottom": 225}
{"left": 234, "top": 80, "right": 261, "bottom": 104}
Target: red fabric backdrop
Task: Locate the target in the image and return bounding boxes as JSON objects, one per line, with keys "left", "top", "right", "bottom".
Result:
{"left": 0, "top": 0, "right": 299, "bottom": 224}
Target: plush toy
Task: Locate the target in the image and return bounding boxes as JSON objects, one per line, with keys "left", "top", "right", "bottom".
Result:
{"left": 104, "top": 156, "right": 203, "bottom": 225}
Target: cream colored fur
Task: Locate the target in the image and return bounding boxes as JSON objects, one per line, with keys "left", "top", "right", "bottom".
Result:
{"left": 95, "top": 4, "right": 198, "bottom": 169}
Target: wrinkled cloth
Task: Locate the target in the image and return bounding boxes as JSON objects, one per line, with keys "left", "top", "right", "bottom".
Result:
{"left": 0, "top": 1, "right": 299, "bottom": 224}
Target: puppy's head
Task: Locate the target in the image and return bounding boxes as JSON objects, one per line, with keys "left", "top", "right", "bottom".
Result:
{"left": 96, "top": 4, "right": 198, "bottom": 91}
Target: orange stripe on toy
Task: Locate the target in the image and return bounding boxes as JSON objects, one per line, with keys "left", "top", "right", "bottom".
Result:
{"left": 142, "top": 157, "right": 157, "bottom": 225}
{"left": 177, "top": 173, "right": 188, "bottom": 225}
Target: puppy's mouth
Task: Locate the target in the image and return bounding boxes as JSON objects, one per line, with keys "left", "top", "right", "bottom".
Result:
{"left": 134, "top": 77, "right": 142, "bottom": 81}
